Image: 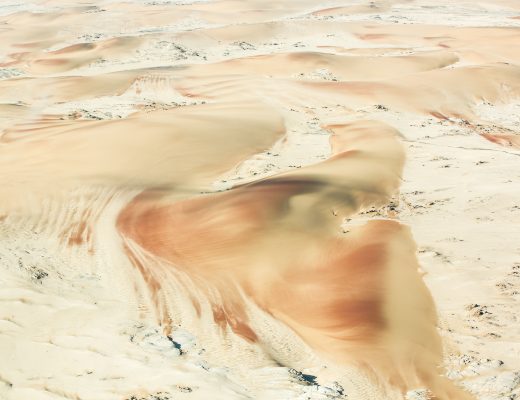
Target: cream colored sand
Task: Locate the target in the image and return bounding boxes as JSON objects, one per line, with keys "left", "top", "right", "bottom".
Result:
{"left": 0, "top": 1, "right": 519, "bottom": 400}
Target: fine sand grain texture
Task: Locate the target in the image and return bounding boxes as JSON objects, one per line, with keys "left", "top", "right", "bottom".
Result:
{"left": 0, "top": 1, "right": 519, "bottom": 400}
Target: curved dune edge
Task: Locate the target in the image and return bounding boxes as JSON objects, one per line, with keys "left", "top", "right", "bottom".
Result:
{"left": 117, "top": 120, "right": 472, "bottom": 399}
{"left": 0, "top": 101, "right": 285, "bottom": 214}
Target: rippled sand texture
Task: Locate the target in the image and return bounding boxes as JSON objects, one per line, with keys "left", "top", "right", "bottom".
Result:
{"left": 1, "top": 1, "right": 519, "bottom": 400}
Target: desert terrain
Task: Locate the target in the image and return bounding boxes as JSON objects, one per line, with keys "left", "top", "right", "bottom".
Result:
{"left": 0, "top": 1, "right": 519, "bottom": 399}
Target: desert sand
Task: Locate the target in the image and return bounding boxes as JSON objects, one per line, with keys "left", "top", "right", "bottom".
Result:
{"left": 0, "top": 1, "right": 519, "bottom": 400}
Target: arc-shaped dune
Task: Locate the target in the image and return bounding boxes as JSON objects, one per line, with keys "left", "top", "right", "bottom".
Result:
{"left": 117, "top": 120, "right": 472, "bottom": 399}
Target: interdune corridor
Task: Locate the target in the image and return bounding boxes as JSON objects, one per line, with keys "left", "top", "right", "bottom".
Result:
{"left": 0, "top": 1, "right": 519, "bottom": 400}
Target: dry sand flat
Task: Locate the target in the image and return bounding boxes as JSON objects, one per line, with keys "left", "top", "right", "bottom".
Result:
{"left": 0, "top": 1, "right": 519, "bottom": 400}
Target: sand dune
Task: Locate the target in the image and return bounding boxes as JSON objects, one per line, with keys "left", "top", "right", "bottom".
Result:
{"left": 184, "top": 50, "right": 459, "bottom": 81}
{"left": 173, "top": 63, "right": 520, "bottom": 123}
{"left": 1, "top": 36, "right": 143, "bottom": 74}
{"left": 0, "top": 101, "right": 285, "bottom": 213}
{"left": 1, "top": 1, "right": 519, "bottom": 400}
{"left": 118, "top": 120, "right": 470, "bottom": 398}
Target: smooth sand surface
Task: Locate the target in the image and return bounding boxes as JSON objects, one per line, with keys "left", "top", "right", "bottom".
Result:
{"left": 0, "top": 1, "right": 519, "bottom": 400}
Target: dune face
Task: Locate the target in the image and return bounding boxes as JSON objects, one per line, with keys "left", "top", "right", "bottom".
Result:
{"left": 1, "top": 36, "right": 143, "bottom": 74}
{"left": 118, "top": 121, "right": 468, "bottom": 398}
{"left": 1, "top": 1, "right": 519, "bottom": 400}
{"left": 0, "top": 101, "right": 286, "bottom": 214}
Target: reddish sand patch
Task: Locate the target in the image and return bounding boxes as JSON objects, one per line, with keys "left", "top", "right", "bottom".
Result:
{"left": 482, "top": 133, "right": 520, "bottom": 149}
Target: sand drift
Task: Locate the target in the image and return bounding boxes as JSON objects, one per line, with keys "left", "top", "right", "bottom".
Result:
{"left": 1, "top": 1, "right": 520, "bottom": 400}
